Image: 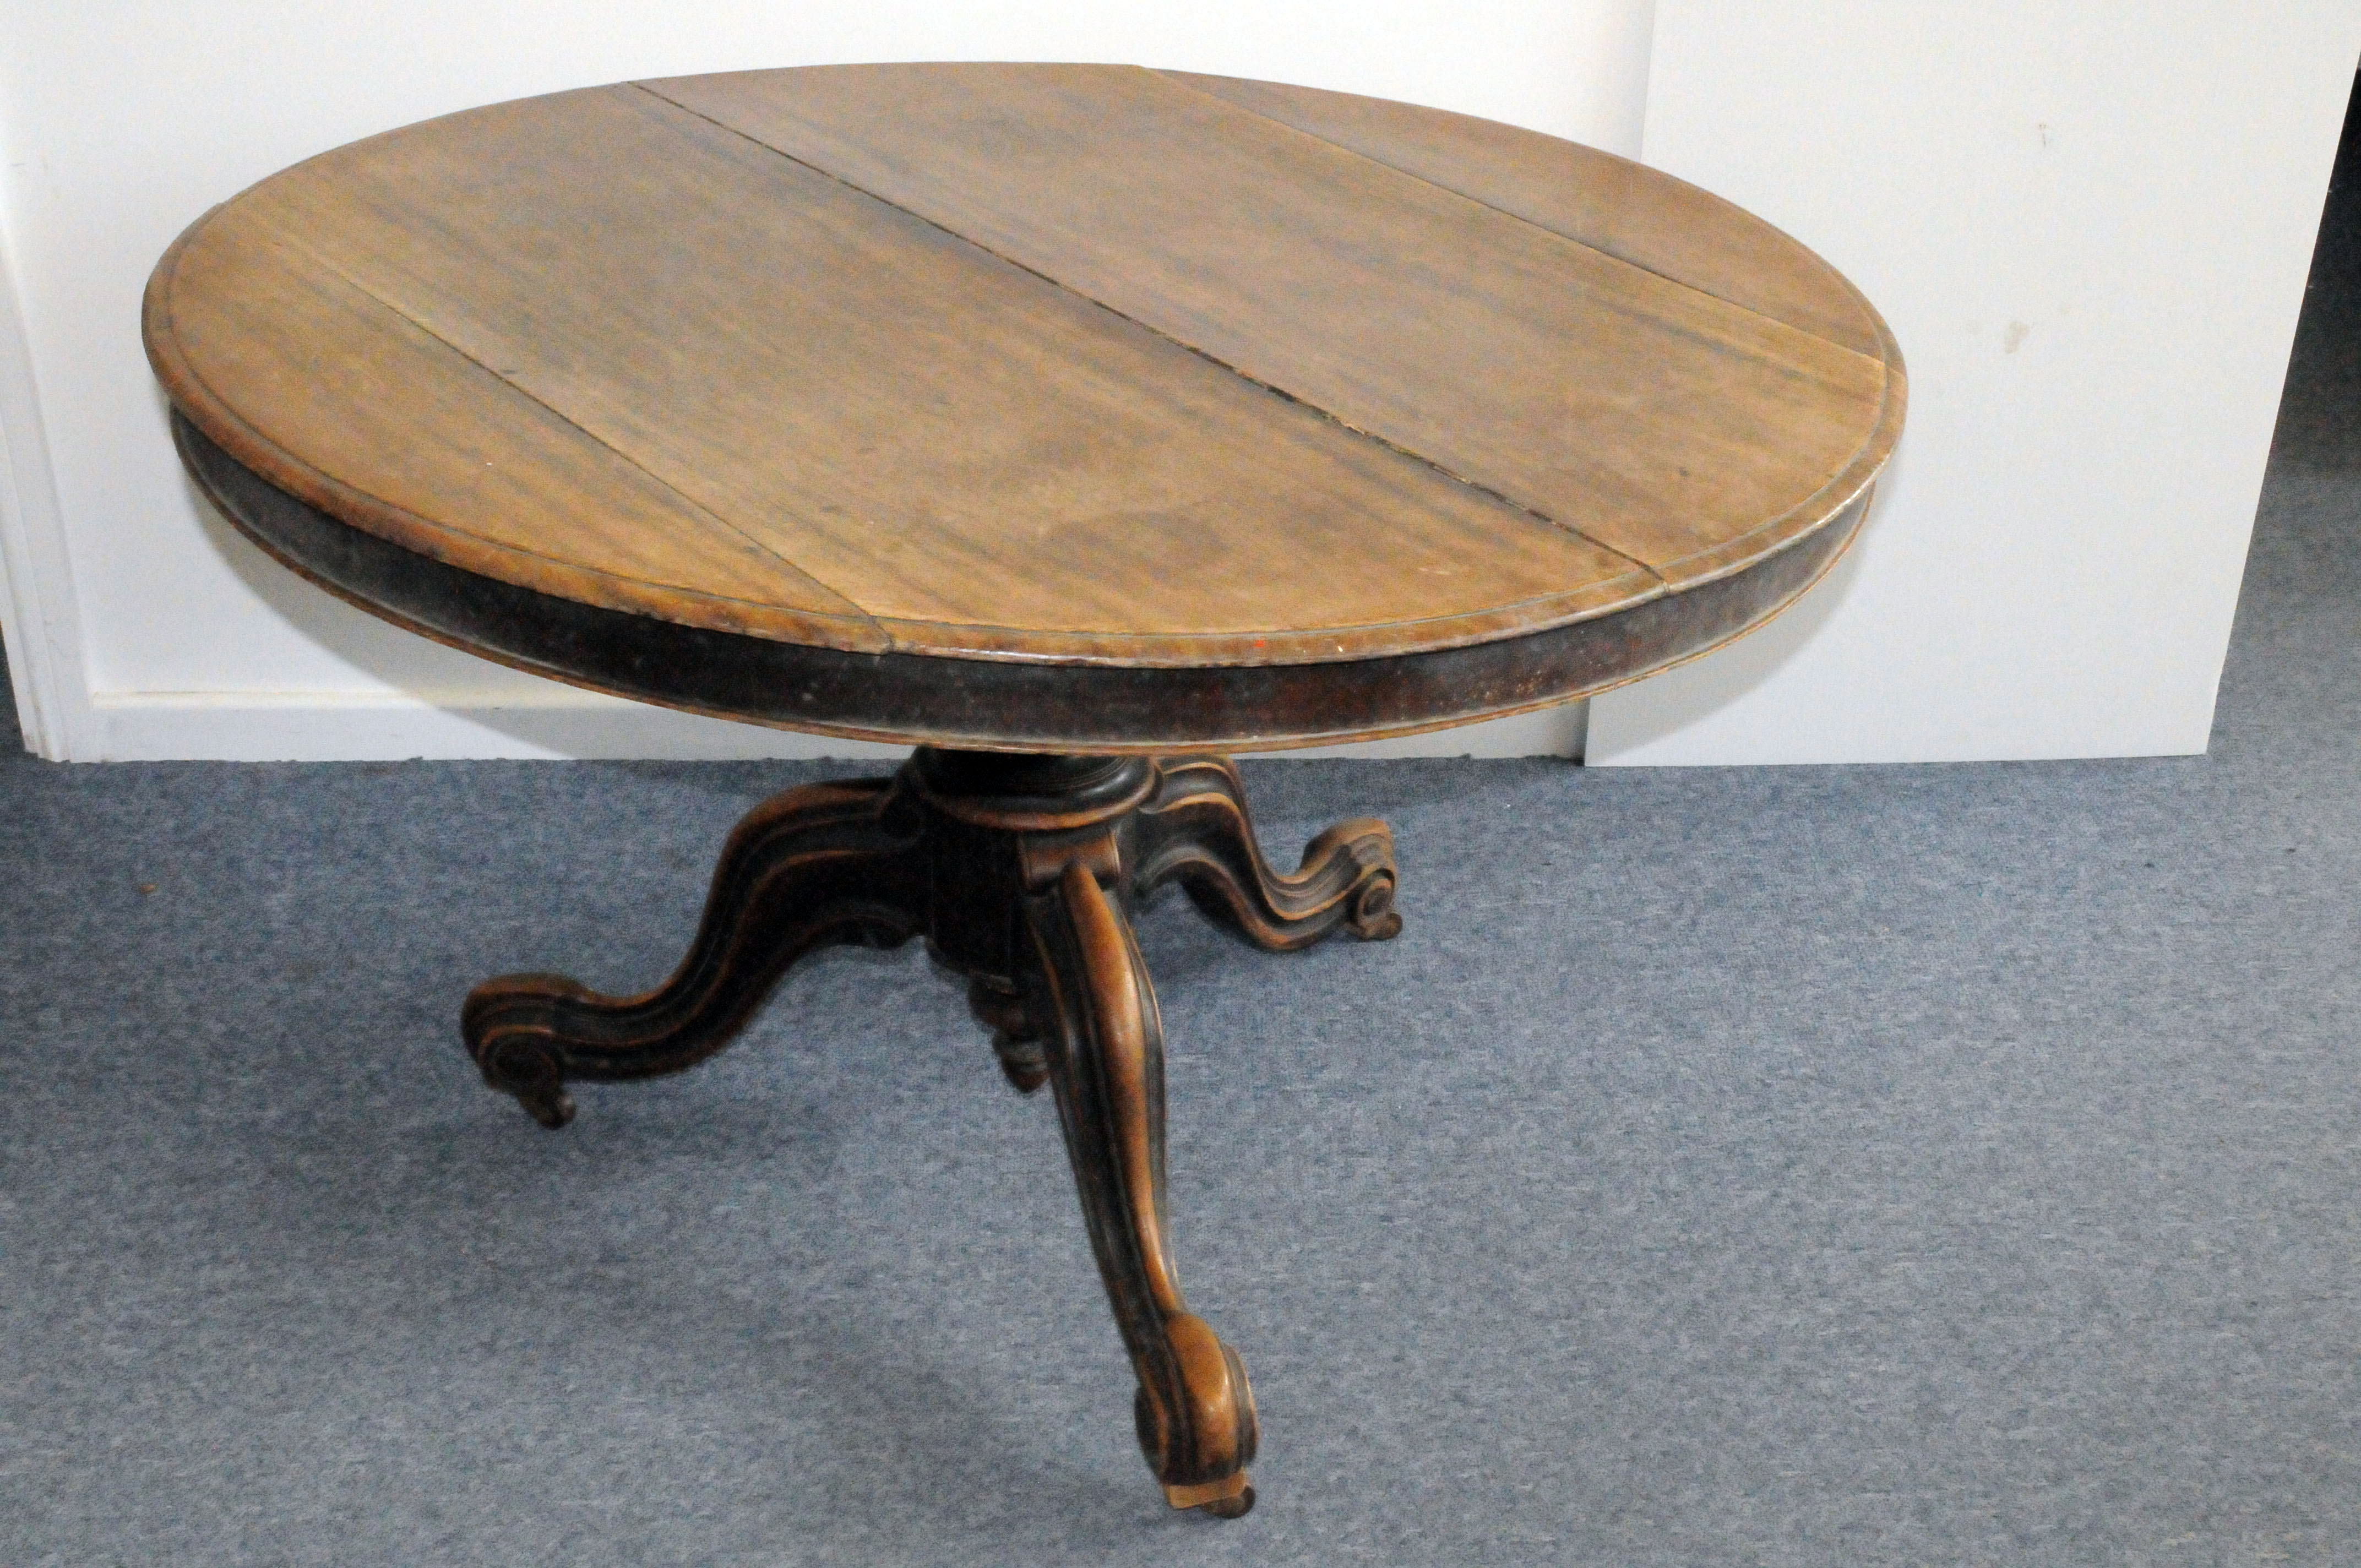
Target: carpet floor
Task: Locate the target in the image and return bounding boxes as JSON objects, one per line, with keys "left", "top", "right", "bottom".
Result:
{"left": 8, "top": 90, "right": 2361, "bottom": 1568}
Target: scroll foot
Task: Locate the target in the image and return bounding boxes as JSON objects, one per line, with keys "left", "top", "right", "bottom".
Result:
{"left": 461, "top": 778, "right": 925, "bottom": 1125}
{"left": 477, "top": 1028, "right": 576, "bottom": 1129}
{"left": 1135, "top": 756, "right": 1401, "bottom": 950}
{"left": 1168, "top": 1473, "right": 1256, "bottom": 1517}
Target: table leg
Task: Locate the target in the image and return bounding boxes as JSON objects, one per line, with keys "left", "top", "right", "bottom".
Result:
{"left": 456, "top": 748, "right": 1400, "bottom": 1517}
{"left": 460, "top": 777, "right": 925, "bottom": 1128}
{"left": 1025, "top": 857, "right": 1259, "bottom": 1517}
{"left": 1134, "top": 755, "right": 1402, "bottom": 948}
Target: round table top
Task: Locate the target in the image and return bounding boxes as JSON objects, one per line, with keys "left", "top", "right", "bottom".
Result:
{"left": 146, "top": 63, "right": 1903, "bottom": 752}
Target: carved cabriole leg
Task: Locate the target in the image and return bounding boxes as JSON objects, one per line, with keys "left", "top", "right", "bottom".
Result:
{"left": 1025, "top": 857, "right": 1260, "bottom": 1517}
{"left": 462, "top": 777, "right": 925, "bottom": 1127}
{"left": 462, "top": 748, "right": 1394, "bottom": 1517}
{"left": 1134, "top": 755, "right": 1403, "bottom": 948}
{"left": 907, "top": 750, "right": 1259, "bottom": 1512}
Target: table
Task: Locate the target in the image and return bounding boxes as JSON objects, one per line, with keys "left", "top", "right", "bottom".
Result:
{"left": 144, "top": 63, "right": 1903, "bottom": 1517}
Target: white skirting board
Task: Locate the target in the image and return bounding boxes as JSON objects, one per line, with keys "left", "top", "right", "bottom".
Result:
{"left": 67, "top": 688, "right": 1587, "bottom": 763}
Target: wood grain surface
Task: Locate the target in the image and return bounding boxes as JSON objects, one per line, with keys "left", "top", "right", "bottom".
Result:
{"left": 145, "top": 63, "right": 1902, "bottom": 720}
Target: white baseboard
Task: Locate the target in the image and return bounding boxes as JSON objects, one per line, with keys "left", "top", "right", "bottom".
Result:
{"left": 74, "top": 689, "right": 1586, "bottom": 763}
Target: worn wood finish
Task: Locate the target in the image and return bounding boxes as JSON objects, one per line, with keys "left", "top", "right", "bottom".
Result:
{"left": 1160, "top": 72, "right": 1887, "bottom": 360}
{"left": 148, "top": 81, "right": 1652, "bottom": 669}
{"left": 461, "top": 750, "right": 1402, "bottom": 1513}
{"left": 146, "top": 63, "right": 1902, "bottom": 747}
{"left": 651, "top": 64, "right": 1896, "bottom": 589}
{"left": 175, "top": 413, "right": 1870, "bottom": 753}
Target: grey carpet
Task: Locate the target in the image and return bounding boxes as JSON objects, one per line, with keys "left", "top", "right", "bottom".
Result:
{"left": 8, "top": 91, "right": 2361, "bottom": 1568}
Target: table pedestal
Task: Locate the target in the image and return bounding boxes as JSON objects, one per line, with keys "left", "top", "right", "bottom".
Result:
{"left": 460, "top": 749, "right": 1401, "bottom": 1516}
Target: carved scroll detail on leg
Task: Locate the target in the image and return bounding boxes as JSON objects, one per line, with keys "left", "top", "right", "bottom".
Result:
{"left": 463, "top": 778, "right": 925, "bottom": 1128}
{"left": 1134, "top": 756, "right": 1402, "bottom": 950}
{"left": 966, "top": 974, "right": 1048, "bottom": 1094}
{"left": 1026, "top": 859, "right": 1259, "bottom": 1517}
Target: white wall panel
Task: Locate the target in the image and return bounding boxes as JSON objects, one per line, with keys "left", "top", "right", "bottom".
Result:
{"left": 1590, "top": 2, "right": 2361, "bottom": 765}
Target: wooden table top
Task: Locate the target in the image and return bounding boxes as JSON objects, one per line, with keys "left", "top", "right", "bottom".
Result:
{"left": 146, "top": 63, "right": 1903, "bottom": 752}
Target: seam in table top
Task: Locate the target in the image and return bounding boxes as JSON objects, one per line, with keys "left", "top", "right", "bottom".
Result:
{"left": 628, "top": 78, "right": 1668, "bottom": 591}
{"left": 165, "top": 74, "right": 1900, "bottom": 655}
{"left": 160, "top": 225, "right": 895, "bottom": 650}
{"left": 253, "top": 228, "right": 900, "bottom": 649}
{"left": 167, "top": 224, "right": 1677, "bottom": 658}
{"left": 1149, "top": 69, "right": 1887, "bottom": 370}
{"left": 1135, "top": 66, "right": 1902, "bottom": 584}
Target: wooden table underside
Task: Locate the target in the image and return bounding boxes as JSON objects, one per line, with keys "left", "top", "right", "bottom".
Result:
{"left": 147, "top": 64, "right": 1903, "bottom": 1516}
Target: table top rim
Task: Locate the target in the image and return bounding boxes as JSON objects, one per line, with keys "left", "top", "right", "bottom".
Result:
{"left": 144, "top": 62, "right": 1903, "bottom": 689}
{"left": 173, "top": 407, "right": 1878, "bottom": 753}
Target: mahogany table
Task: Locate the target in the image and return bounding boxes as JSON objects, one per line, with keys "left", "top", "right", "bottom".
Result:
{"left": 145, "top": 63, "right": 1903, "bottom": 1518}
